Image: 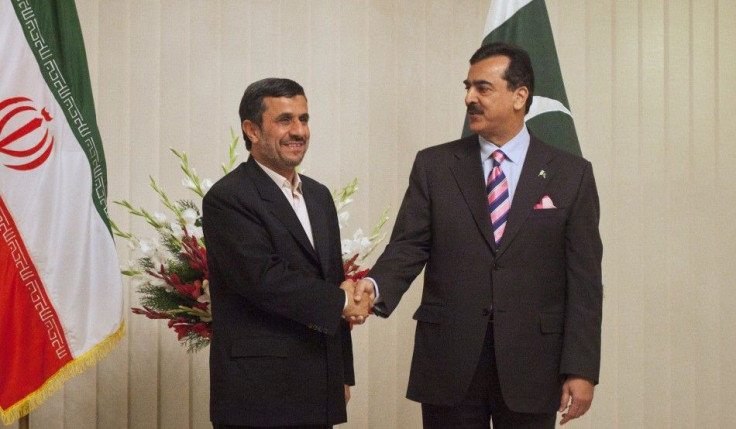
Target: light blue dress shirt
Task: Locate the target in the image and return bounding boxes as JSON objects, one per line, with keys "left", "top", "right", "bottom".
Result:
{"left": 479, "top": 125, "right": 530, "bottom": 203}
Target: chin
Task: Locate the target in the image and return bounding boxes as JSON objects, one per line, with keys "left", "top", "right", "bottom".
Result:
{"left": 468, "top": 125, "right": 484, "bottom": 135}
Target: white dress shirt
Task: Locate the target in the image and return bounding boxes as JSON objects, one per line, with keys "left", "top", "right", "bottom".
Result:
{"left": 255, "top": 161, "right": 314, "bottom": 247}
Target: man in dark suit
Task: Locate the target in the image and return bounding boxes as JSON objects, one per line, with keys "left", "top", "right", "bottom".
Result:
{"left": 354, "top": 43, "right": 603, "bottom": 428}
{"left": 203, "top": 78, "right": 370, "bottom": 429}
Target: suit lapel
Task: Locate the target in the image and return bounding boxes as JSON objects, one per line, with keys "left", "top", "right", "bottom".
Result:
{"left": 246, "top": 158, "right": 321, "bottom": 265}
{"left": 449, "top": 135, "right": 497, "bottom": 252}
{"left": 303, "top": 180, "right": 332, "bottom": 278}
{"left": 496, "top": 137, "right": 555, "bottom": 257}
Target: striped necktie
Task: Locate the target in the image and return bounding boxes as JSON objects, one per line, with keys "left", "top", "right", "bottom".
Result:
{"left": 487, "top": 150, "right": 510, "bottom": 245}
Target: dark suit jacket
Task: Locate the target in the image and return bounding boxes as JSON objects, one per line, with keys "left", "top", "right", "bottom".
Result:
{"left": 369, "top": 134, "right": 602, "bottom": 413}
{"left": 202, "top": 157, "right": 353, "bottom": 426}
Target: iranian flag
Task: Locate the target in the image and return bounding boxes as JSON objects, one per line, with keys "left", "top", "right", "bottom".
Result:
{"left": 467, "top": 0, "right": 581, "bottom": 155}
{"left": 0, "top": 1, "right": 123, "bottom": 424}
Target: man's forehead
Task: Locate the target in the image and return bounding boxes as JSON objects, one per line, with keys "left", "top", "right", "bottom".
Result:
{"left": 468, "top": 56, "right": 509, "bottom": 75}
{"left": 263, "top": 95, "right": 308, "bottom": 114}
{"left": 466, "top": 57, "right": 509, "bottom": 83}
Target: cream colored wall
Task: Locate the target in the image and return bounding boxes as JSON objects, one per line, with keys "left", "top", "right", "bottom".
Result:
{"left": 13, "top": 1, "right": 736, "bottom": 428}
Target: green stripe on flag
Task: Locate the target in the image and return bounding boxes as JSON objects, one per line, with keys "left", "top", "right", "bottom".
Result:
{"left": 464, "top": 0, "right": 581, "bottom": 156}
{"left": 11, "top": 0, "right": 112, "bottom": 231}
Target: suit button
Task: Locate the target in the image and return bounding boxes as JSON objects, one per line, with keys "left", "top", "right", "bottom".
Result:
{"left": 482, "top": 308, "right": 491, "bottom": 316}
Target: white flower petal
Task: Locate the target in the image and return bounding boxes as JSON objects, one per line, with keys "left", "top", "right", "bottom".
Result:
{"left": 201, "top": 179, "right": 213, "bottom": 191}
{"left": 182, "top": 208, "right": 198, "bottom": 225}
{"left": 170, "top": 223, "right": 185, "bottom": 239}
{"left": 182, "top": 177, "right": 196, "bottom": 190}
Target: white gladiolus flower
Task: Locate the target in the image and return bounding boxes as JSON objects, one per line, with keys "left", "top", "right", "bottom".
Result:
{"left": 182, "top": 208, "right": 198, "bottom": 226}
{"left": 341, "top": 229, "right": 371, "bottom": 256}
{"left": 170, "top": 222, "right": 185, "bottom": 239}
{"left": 335, "top": 197, "right": 354, "bottom": 212}
{"left": 201, "top": 178, "right": 214, "bottom": 192}
{"left": 149, "top": 248, "right": 170, "bottom": 272}
{"left": 338, "top": 211, "right": 350, "bottom": 229}
{"left": 182, "top": 177, "right": 197, "bottom": 190}
{"left": 138, "top": 238, "right": 158, "bottom": 256}
{"left": 153, "top": 212, "right": 167, "bottom": 223}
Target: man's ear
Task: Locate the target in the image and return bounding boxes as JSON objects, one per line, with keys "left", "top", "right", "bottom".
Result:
{"left": 514, "top": 86, "right": 529, "bottom": 112}
{"left": 243, "top": 120, "right": 260, "bottom": 145}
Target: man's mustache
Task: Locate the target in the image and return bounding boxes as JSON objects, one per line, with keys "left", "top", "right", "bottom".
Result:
{"left": 282, "top": 136, "right": 307, "bottom": 143}
{"left": 467, "top": 104, "right": 483, "bottom": 115}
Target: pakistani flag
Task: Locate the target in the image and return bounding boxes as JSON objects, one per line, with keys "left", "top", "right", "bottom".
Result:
{"left": 0, "top": 1, "right": 123, "bottom": 424}
{"left": 465, "top": 0, "right": 581, "bottom": 156}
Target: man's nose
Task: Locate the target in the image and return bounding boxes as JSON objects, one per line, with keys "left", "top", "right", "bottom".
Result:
{"left": 290, "top": 121, "right": 308, "bottom": 138}
{"left": 464, "top": 88, "right": 477, "bottom": 105}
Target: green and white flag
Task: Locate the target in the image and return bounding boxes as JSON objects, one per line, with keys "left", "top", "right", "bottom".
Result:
{"left": 0, "top": 1, "right": 123, "bottom": 424}
{"left": 466, "top": 0, "right": 581, "bottom": 156}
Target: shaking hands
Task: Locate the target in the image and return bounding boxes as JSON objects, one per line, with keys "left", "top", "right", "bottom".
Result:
{"left": 340, "top": 279, "right": 376, "bottom": 325}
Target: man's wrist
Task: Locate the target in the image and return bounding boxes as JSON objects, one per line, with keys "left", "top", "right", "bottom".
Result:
{"left": 365, "top": 277, "right": 380, "bottom": 301}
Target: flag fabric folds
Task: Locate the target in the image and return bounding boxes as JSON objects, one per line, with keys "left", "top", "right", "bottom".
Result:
{"left": 0, "top": 1, "right": 123, "bottom": 424}
{"left": 466, "top": 0, "right": 581, "bottom": 156}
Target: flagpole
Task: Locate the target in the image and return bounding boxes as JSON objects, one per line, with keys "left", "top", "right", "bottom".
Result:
{"left": 19, "top": 415, "right": 29, "bottom": 429}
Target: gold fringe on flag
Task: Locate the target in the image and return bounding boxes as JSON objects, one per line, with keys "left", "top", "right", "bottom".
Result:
{"left": 0, "top": 323, "right": 125, "bottom": 426}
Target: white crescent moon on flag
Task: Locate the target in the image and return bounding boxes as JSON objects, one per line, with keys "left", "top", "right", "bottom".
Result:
{"left": 525, "top": 96, "right": 572, "bottom": 121}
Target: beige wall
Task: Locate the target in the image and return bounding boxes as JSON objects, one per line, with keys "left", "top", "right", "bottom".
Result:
{"left": 13, "top": 0, "right": 736, "bottom": 428}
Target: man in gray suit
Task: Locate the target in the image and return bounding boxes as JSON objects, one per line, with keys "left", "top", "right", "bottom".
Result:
{"left": 355, "top": 43, "right": 603, "bottom": 428}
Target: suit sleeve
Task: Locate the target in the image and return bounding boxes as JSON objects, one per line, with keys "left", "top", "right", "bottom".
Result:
{"left": 370, "top": 152, "right": 433, "bottom": 317}
{"left": 202, "top": 187, "right": 345, "bottom": 336}
{"left": 560, "top": 161, "right": 603, "bottom": 383}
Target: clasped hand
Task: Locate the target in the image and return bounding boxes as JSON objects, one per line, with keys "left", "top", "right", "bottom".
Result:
{"left": 340, "top": 279, "right": 374, "bottom": 325}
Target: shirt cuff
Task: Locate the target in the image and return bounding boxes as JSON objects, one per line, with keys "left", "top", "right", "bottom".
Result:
{"left": 365, "top": 277, "right": 381, "bottom": 302}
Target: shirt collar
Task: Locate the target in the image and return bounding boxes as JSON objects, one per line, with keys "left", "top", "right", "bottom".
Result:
{"left": 478, "top": 125, "right": 530, "bottom": 165}
{"left": 255, "top": 160, "right": 303, "bottom": 195}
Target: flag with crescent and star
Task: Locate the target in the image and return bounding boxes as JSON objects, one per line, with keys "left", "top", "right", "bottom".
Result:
{"left": 464, "top": 0, "right": 581, "bottom": 156}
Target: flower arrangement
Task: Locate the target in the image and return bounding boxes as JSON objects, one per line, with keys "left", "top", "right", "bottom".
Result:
{"left": 112, "top": 130, "right": 388, "bottom": 352}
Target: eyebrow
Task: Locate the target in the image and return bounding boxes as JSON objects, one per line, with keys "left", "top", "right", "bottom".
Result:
{"left": 274, "top": 112, "right": 309, "bottom": 121}
{"left": 463, "top": 79, "right": 493, "bottom": 87}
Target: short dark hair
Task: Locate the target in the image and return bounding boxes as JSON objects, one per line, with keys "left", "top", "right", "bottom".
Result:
{"left": 238, "top": 78, "right": 306, "bottom": 150}
{"left": 469, "top": 42, "right": 534, "bottom": 114}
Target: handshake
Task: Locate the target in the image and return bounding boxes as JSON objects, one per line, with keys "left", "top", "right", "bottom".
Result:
{"left": 340, "top": 279, "right": 375, "bottom": 325}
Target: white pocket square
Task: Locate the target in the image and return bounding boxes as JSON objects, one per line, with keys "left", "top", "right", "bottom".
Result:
{"left": 533, "top": 195, "right": 556, "bottom": 209}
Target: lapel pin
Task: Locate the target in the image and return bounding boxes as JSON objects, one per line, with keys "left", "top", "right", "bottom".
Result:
{"left": 538, "top": 170, "right": 547, "bottom": 179}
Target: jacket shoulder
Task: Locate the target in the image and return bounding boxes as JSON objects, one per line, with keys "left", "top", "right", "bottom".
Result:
{"left": 415, "top": 134, "right": 478, "bottom": 160}
{"left": 203, "top": 162, "right": 252, "bottom": 204}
